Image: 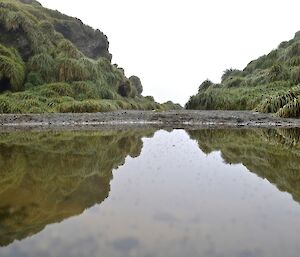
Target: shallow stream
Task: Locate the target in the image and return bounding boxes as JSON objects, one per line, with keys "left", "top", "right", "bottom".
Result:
{"left": 0, "top": 128, "right": 299, "bottom": 257}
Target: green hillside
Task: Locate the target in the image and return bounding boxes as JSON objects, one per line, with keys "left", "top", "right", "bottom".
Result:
{"left": 186, "top": 32, "right": 300, "bottom": 118}
{"left": 0, "top": 0, "right": 180, "bottom": 113}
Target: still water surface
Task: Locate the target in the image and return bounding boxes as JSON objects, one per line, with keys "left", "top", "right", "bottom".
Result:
{"left": 0, "top": 128, "right": 300, "bottom": 257}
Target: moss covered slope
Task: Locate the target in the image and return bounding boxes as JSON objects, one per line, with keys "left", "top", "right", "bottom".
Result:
{"left": 0, "top": 0, "right": 181, "bottom": 113}
{"left": 186, "top": 32, "right": 300, "bottom": 118}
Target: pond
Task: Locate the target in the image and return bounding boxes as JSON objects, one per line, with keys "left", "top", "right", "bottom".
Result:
{"left": 0, "top": 128, "right": 300, "bottom": 257}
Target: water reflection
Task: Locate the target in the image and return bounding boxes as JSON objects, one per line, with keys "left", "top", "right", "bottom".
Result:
{"left": 0, "top": 128, "right": 300, "bottom": 257}
{"left": 188, "top": 128, "right": 300, "bottom": 203}
{"left": 0, "top": 129, "right": 155, "bottom": 246}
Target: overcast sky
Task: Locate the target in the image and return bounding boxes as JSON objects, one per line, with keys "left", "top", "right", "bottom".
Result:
{"left": 39, "top": 0, "right": 300, "bottom": 105}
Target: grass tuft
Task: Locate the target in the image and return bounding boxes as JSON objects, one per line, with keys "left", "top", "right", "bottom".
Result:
{"left": 0, "top": 44, "right": 25, "bottom": 91}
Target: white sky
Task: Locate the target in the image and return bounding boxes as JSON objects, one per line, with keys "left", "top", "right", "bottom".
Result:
{"left": 39, "top": 0, "right": 300, "bottom": 105}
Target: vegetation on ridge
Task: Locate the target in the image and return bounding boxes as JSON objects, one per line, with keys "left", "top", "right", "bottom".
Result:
{"left": 0, "top": 0, "right": 181, "bottom": 113}
{"left": 186, "top": 32, "right": 300, "bottom": 118}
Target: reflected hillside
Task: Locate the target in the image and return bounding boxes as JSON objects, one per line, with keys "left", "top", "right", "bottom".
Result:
{"left": 0, "top": 129, "right": 155, "bottom": 247}
{"left": 188, "top": 128, "right": 300, "bottom": 203}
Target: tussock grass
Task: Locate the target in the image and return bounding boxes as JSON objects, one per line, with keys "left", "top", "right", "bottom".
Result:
{"left": 186, "top": 82, "right": 291, "bottom": 110}
{"left": 0, "top": 0, "right": 175, "bottom": 113}
{"left": 0, "top": 44, "right": 25, "bottom": 91}
{"left": 0, "top": 2, "right": 52, "bottom": 54}
{"left": 57, "top": 100, "right": 119, "bottom": 113}
{"left": 255, "top": 86, "right": 300, "bottom": 113}
{"left": 159, "top": 101, "right": 182, "bottom": 111}
{"left": 28, "top": 53, "right": 56, "bottom": 83}
{"left": 57, "top": 39, "right": 83, "bottom": 59}
{"left": 0, "top": 82, "right": 173, "bottom": 114}
{"left": 254, "top": 86, "right": 300, "bottom": 117}
{"left": 276, "top": 98, "right": 300, "bottom": 118}
{"left": 186, "top": 30, "right": 300, "bottom": 117}
{"left": 57, "top": 58, "right": 89, "bottom": 82}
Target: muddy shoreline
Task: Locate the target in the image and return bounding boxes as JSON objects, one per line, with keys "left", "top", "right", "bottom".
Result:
{"left": 0, "top": 110, "right": 300, "bottom": 132}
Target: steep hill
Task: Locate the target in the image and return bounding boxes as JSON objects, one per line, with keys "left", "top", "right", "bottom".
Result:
{"left": 186, "top": 32, "right": 300, "bottom": 118}
{"left": 0, "top": 0, "right": 180, "bottom": 113}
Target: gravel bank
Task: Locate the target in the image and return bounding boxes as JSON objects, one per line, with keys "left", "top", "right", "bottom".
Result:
{"left": 0, "top": 110, "right": 300, "bottom": 132}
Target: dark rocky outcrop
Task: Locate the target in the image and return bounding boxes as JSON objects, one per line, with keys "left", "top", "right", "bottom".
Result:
{"left": 0, "top": 24, "right": 31, "bottom": 60}
{"left": 54, "top": 20, "right": 112, "bottom": 60}
{"left": 0, "top": 0, "right": 112, "bottom": 61}
{"left": 129, "top": 75, "right": 143, "bottom": 95}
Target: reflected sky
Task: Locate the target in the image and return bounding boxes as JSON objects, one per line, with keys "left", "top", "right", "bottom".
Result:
{"left": 0, "top": 129, "right": 300, "bottom": 257}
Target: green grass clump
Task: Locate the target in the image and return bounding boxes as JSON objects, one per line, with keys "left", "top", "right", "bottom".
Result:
{"left": 0, "top": 2, "right": 51, "bottom": 54}
{"left": 291, "top": 67, "right": 300, "bottom": 84}
{"left": 221, "top": 69, "right": 244, "bottom": 82}
{"left": 276, "top": 98, "right": 300, "bottom": 118}
{"left": 223, "top": 77, "right": 244, "bottom": 88}
{"left": 25, "top": 72, "right": 43, "bottom": 87}
{"left": 255, "top": 86, "right": 300, "bottom": 113}
{"left": 186, "top": 82, "right": 291, "bottom": 110}
{"left": 287, "top": 56, "right": 300, "bottom": 67}
{"left": 288, "top": 42, "right": 300, "bottom": 58}
{"left": 57, "top": 39, "right": 83, "bottom": 59}
{"left": 198, "top": 79, "right": 214, "bottom": 92}
{"left": 158, "top": 101, "right": 183, "bottom": 111}
{"left": 57, "top": 58, "right": 89, "bottom": 82}
{"left": 0, "top": 44, "right": 25, "bottom": 91}
{"left": 28, "top": 53, "right": 56, "bottom": 83}
{"left": 186, "top": 30, "right": 300, "bottom": 117}
{"left": 268, "top": 63, "right": 289, "bottom": 82}
{"left": 57, "top": 99, "right": 118, "bottom": 113}
{"left": 0, "top": 82, "right": 167, "bottom": 114}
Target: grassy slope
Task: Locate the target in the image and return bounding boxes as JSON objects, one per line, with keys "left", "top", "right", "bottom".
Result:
{"left": 0, "top": 0, "right": 181, "bottom": 113}
{"left": 186, "top": 32, "right": 300, "bottom": 118}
